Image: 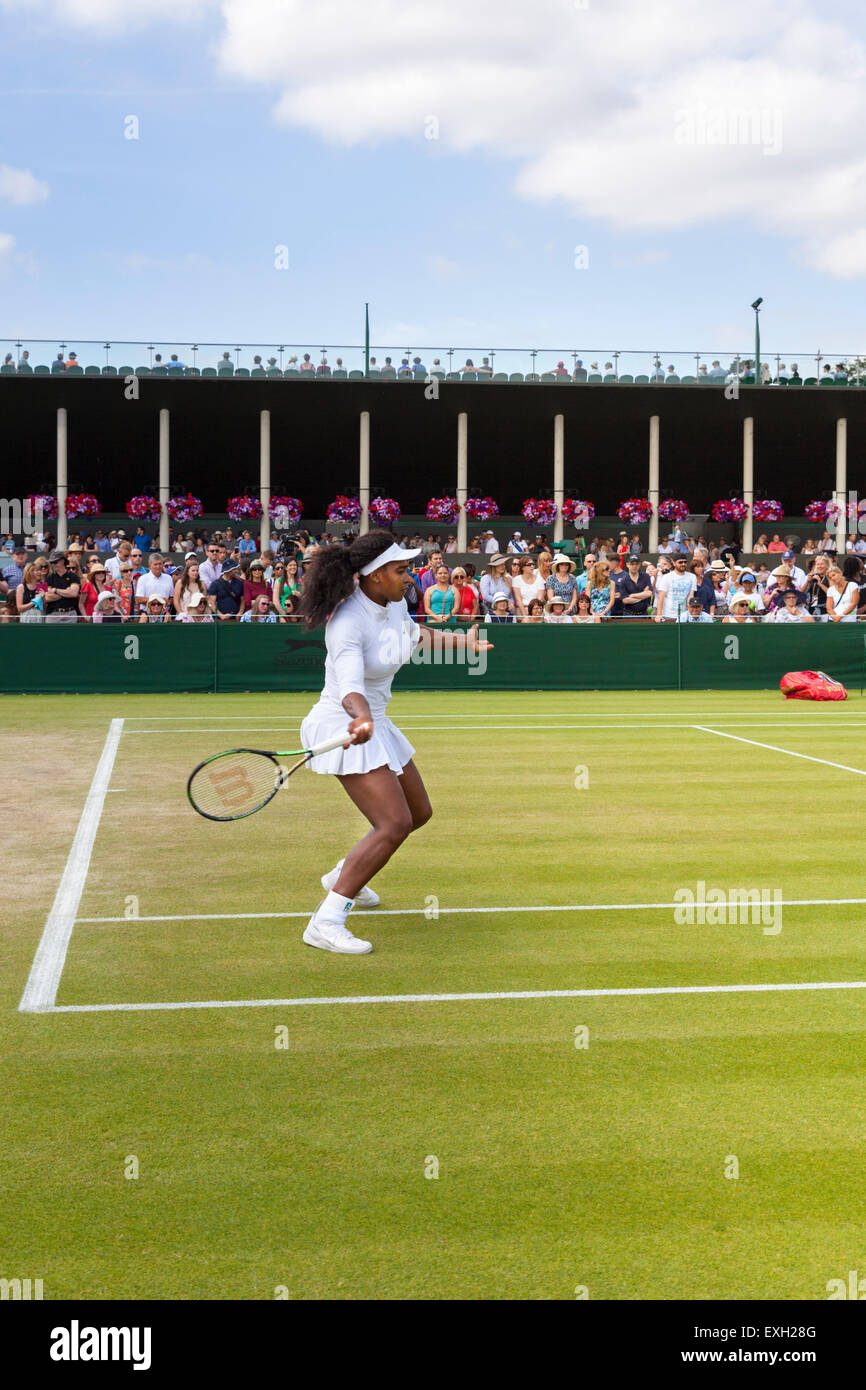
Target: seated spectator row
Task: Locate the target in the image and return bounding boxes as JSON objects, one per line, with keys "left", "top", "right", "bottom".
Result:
{"left": 4, "top": 349, "right": 864, "bottom": 386}
{"left": 4, "top": 531, "right": 864, "bottom": 624}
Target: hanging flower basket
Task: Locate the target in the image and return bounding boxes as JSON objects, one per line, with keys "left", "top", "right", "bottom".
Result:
{"left": 751, "top": 499, "right": 783, "bottom": 523}
{"left": 368, "top": 497, "right": 401, "bottom": 526}
{"left": 657, "top": 498, "right": 690, "bottom": 522}
{"left": 805, "top": 500, "right": 831, "bottom": 523}
{"left": 711, "top": 497, "right": 748, "bottom": 522}
{"left": 562, "top": 498, "right": 596, "bottom": 526}
{"left": 617, "top": 498, "right": 652, "bottom": 524}
{"left": 125, "top": 495, "right": 162, "bottom": 521}
{"left": 463, "top": 496, "right": 499, "bottom": 521}
{"left": 522, "top": 498, "right": 558, "bottom": 526}
{"left": 26, "top": 492, "right": 58, "bottom": 521}
{"left": 269, "top": 496, "right": 302, "bottom": 526}
{"left": 426, "top": 496, "right": 460, "bottom": 524}
{"left": 65, "top": 493, "right": 101, "bottom": 518}
{"left": 166, "top": 493, "right": 203, "bottom": 522}
{"left": 327, "top": 494, "right": 361, "bottom": 522}
{"left": 226, "top": 495, "right": 263, "bottom": 522}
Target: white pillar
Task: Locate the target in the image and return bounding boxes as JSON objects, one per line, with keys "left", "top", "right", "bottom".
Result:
{"left": 456, "top": 412, "right": 468, "bottom": 551}
{"left": 259, "top": 410, "right": 271, "bottom": 552}
{"left": 359, "top": 411, "right": 370, "bottom": 535}
{"left": 553, "top": 413, "right": 564, "bottom": 544}
{"left": 56, "top": 408, "right": 68, "bottom": 549}
{"left": 158, "top": 408, "right": 170, "bottom": 553}
{"left": 648, "top": 415, "right": 660, "bottom": 553}
{"left": 742, "top": 416, "right": 754, "bottom": 553}
{"left": 835, "top": 417, "right": 847, "bottom": 553}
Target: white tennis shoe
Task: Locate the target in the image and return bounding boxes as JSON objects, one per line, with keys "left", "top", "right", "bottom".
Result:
{"left": 303, "top": 907, "right": 373, "bottom": 955}
{"left": 320, "top": 859, "right": 380, "bottom": 908}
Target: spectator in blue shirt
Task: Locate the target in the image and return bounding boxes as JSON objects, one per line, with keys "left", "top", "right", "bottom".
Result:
{"left": 166, "top": 354, "right": 185, "bottom": 373}
{"left": 680, "top": 593, "right": 713, "bottom": 622}
{"left": 238, "top": 530, "right": 258, "bottom": 555}
{"left": 1, "top": 545, "right": 28, "bottom": 595}
{"left": 133, "top": 526, "right": 152, "bottom": 553}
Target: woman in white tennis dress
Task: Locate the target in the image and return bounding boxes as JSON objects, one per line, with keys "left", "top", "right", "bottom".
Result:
{"left": 299, "top": 530, "right": 492, "bottom": 955}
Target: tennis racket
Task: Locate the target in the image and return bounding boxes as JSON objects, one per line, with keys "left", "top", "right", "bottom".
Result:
{"left": 187, "top": 729, "right": 358, "bottom": 821}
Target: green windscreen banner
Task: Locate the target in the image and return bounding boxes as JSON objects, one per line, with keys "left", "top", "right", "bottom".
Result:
{"left": 0, "top": 622, "right": 863, "bottom": 694}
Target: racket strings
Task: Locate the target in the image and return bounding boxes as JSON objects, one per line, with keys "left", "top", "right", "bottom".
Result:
{"left": 189, "top": 749, "right": 303, "bottom": 820}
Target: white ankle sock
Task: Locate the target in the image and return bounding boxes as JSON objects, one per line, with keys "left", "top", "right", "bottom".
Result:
{"left": 319, "top": 889, "right": 354, "bottom": 924}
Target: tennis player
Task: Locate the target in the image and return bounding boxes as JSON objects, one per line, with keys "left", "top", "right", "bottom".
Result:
{"left": 299, "top": 529, "right": 492, "bottom": 954}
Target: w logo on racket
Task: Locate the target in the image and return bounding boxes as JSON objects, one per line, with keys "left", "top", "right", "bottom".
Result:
{"left": 188, "top": 732, "right": 352, "bottom": 822}
{"left": 208, "top": 764, "right": 257, "bottom": 808}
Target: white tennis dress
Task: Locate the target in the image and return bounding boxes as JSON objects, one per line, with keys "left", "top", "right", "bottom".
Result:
{"left": 300, "top": 585, "right": 421, "bottom": 775}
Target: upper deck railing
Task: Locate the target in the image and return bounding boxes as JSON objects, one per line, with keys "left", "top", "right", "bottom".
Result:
{"left": 2, "top": 339, "right": 864, "bottom": 386}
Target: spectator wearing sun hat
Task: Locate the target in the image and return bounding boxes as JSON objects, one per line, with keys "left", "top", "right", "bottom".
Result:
{"left": 507, "top": 532, "right": 529, "bottom": 553}
{"left": 726, "top": 568, "right": 765, "bottom": 617}
{"left": 544, "top": 595, "right": 575, "bottom": 624}
{"left": 176, "top": 591, "right": 213, "bottom": 622}
{"left": 480, "top": 555, "right": 512, "bottom": 613}
{"left": 546, "top": 552, "right": 579, "bottom": 614}
{"left": 723, "top": 596, "right": 755, "bottom": 623}
{"left": 138, "top": 594, "right": 170, "bottom": 623}
{"left": 91, "top": 590, "right": 125, "bottom": 624}
{"left": 488, "top": 591, "right": 515, "bottom": 624}
{"left": 769, "top": 588, "right": 814, "bottom": 623}
{"left": 763, "top": 564, "right": 796, "bottom": 614}
{"left": 79, "top": 560, "right": 112, "bottom": 618}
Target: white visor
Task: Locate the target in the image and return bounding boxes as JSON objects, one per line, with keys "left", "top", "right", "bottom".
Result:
{"left": 359, "top": 543, "right": 423, "bottom": 576}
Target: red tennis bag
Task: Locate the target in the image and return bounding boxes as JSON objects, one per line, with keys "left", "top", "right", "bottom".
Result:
{"left": 780, "top": 670, "right": 848, "bottom": 701}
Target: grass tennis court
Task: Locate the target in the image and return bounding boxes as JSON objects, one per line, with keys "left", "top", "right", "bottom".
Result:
{"left": 4, "top": 688, "right": 866, "bottom": 1299}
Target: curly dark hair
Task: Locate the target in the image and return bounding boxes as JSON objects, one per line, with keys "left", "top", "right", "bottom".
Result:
{"left": 299, "top": 530, "right": 398, "bottom": 630}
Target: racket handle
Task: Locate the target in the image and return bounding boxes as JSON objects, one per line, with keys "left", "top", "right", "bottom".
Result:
{"left": 308, "top": 729, "right": 356, "bottom": 757}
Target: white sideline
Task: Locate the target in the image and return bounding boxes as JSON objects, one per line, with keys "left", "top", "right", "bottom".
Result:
{"left": 125, "top": 722, "right": 866, "bottom": 734}
{"left": 47, "top": 979, "right": 866, "bottom": 1015}
{"left": 18, "top": 718, "right": 125, "bottom": 1014}
{"left": 693, "top": 725, "right": 866, "bottom": 777}
{"left": 124, "top": 710, "right": 863, "bottom": 719}
{"left": 76, "top": 896, "right": 866, "bottom": 924}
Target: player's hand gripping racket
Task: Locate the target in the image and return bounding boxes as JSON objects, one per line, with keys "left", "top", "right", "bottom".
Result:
{"left": 187, "top": 728, "right": 360, "bottom": 821}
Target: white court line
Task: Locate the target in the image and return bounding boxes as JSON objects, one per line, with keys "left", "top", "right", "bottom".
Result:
{"left": 18, "top": 718, "right": 125, "bottom": 1014}
{"left": 123, "top": 710, "right": 864, "bottom": 719}
{"left": 47, "top": 979, "right": 866, "bottom": 1014}
{"left": 124, "top": 722, "right": 866, "bottom": 735}
{"left": 76, "top": 896, "right": 866, "bottom": 924}
{"left": 694, "top": 726, "right": 866, "bottom": 777}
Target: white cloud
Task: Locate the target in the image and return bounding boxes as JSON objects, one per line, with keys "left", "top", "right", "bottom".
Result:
{"left": 0, "top": 231, "right": 37, "bottom": 274}
{"left": 0, "top": 164, "right": 49, "bottom": 205}
{"left": 0, "top": 0, "right": 215, "bottom": 31}
{"left": 9, "top": 0, "right": 866, "bottom": 274}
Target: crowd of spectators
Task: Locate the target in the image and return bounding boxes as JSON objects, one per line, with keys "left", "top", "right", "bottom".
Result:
{"left": 2, "top": 523, "right": 865, "bottom": 625}
{"left": 4, "top": 347, "right": 861, "bottom": 385}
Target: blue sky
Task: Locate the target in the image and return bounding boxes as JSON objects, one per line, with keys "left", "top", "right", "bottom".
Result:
{"left": 2, "top": 0, "right": 865, "bottom": 375}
